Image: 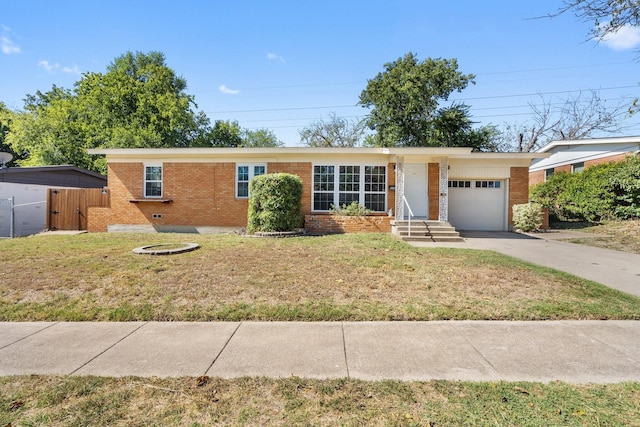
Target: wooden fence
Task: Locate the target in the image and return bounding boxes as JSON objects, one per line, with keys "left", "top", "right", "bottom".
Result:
{"left": 47, "top": 188, "right": 110, "bottom": 231}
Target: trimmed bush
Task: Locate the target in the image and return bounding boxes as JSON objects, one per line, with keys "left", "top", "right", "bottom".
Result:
{"left": 512, "top": 203, "right": 543, "bottom": 232}
{"left": 330, "top": 201, "right": 372, "bottom": 216}
{"left": 247, "top": 173, "right": 303, "bottom": 233}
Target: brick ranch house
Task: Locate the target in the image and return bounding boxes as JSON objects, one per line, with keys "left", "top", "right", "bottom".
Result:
{"left": 529, "top": 136, "right": 640, "bottom": 186}
{"left": 86, "top": 147, "right": 546, "bottom": 234}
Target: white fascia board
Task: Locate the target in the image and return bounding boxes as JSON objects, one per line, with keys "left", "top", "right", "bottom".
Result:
{"left": 87, "top": 147, "right": 546, "bottom": 167}
{"left": 536, "top": 135, "right": 640, "bottom": 153}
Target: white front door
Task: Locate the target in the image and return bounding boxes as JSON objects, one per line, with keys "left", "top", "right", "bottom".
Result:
{"left": 403, "top": 163, "right": 428, "bottom": 218}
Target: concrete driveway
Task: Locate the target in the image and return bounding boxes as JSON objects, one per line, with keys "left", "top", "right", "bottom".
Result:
{"left": 409, "top": 230, "right": 640, "bottom": 297}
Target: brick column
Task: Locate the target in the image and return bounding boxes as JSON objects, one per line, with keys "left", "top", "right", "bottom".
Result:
{"left": 509, "top": 167, "right": 530, "bottom": 229}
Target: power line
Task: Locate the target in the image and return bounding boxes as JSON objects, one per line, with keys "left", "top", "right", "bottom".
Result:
{"left": 205, "top": 85, "right": 638, "bottom": 115}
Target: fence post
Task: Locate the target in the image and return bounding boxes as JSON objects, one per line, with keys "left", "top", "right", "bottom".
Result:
{"left": 9, "top": 196, "right": 14, "bottom": 239}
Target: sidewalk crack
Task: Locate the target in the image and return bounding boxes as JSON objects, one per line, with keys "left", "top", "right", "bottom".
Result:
{"left": 342, "top": 322, "right": 350, "bottom": 379}
{"left": 0, "top": 322, "right": 59, "bottom": 350}
{"left": 452, "top": 323, "right": 502, "bottom": 380}
{"left": 205, "top": 322, "right": 242, "bottom": 375}
{"left": 69, "top": 322, "right": 148, "bottom": 375}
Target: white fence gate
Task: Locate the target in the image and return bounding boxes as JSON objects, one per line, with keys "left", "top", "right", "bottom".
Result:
{"left": 0, "top": 182, "right": 49, "bottom": 238}
{"left": 0, "top": 197, "right": 11, "bottom": 238}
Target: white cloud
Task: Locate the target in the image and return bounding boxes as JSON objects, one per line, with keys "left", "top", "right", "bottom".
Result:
{"left": 219, "top": 84, "right": 240, "bottom": 95}
{"left": 62, "top": 64, "right": 81, "bottom": 75}
{"left": 601, "top": 25, "right": 640, "bottom": 50}
{"left": 267, "top": 52, "right": 285, "bottom": 62}
{"left": 1, "top": 36, "right": 20, "bottom": 54}
{"left": 38, "top": 60, "right": 58, "bottom": 72}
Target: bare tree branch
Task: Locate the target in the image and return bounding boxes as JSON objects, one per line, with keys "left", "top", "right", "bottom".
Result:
{"left": 299, "top": 112, "right": 365, "bottom": 147}
{"left": 498, "top": 90, "right": 631, "bottom": 151}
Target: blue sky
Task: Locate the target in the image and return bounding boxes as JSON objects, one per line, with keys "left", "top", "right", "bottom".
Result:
{"left": 1, "top": 0, "right": 639, "bottom": 146}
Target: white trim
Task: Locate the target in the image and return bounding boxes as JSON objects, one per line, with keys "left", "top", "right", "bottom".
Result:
{"left": 535, "top": 135, "right": 640, "bottom": 153}
{"left": 144, "top": 164, "right": 163, "bottom": 198}
{"left": 235, "top": 163, "right": 267, "bottom": 198}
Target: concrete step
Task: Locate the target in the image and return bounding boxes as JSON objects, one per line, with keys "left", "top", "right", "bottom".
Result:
{"left": 392, "top": 219, "right": 464, "bottom": 243}
{"left": 400, "top": 235, "right": 464, "bottom": 243}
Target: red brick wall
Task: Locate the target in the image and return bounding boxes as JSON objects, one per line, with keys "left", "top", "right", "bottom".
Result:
{"left": 585, "top": 153, "right": 632, "bottom": 167}
{"left": 388, "top": 163, "right": 396, "bottom": 215}
{"left": 87, "top": 206, "right": 110, "bottom": 232}
{"left": 428, "top": 163, "right": 439, "bottom": 220}
{"left": 305, "top": 214, "right": 391, "bottom": 234}
{"left": 529, "top": 170, "right": 545, "bottom": 186}
{"left": 555, "top": 165, "right": 572, "bottom": 174}
{"left": 509, "top": 167, "right": 529, "bottom": 228}
{"left": 94, "top": 161, "right": 318, "bottom": 229}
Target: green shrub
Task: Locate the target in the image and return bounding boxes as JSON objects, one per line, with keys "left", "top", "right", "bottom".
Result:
{"left": 512, "top": 202, "right": 543, "bottom": 232}
{"left": 609, "top": 156, "right": 640, "bottom": 219}
{"left": 247, "top": 173, "right": 303, "bottom": 233}
{"left": 330, "top": 201, "right": 372, "bottom": 216}
{"left": 530, "top": 162, "right": 617, "bottom": 222}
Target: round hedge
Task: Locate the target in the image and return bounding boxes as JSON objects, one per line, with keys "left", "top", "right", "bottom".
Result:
{"left": 247, "top": 173, "right": 303, "bottom": 233}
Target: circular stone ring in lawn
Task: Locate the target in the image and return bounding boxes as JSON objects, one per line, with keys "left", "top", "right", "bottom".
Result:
{"left": 132, "top": 243, "right": 199, "bottom": 255}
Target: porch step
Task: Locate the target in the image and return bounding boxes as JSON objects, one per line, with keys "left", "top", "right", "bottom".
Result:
{"left": 391, "top": 220, "right": 464, "bottom": 243}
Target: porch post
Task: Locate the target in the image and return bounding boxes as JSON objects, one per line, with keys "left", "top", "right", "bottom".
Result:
{"left": 395, "top": 157, "right": 404, "bottom": 220}
{"left": 438, "top": 157, "right": 448, "bottom": 222}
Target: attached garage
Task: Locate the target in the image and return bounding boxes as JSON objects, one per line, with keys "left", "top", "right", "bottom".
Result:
{"left": 447, "top": 179, "right": 507, "bottom": 231}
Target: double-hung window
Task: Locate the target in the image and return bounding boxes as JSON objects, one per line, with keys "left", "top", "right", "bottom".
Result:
{"left": 237, "top": 164, "right": 266, "bottom": 198}
{"left": 313, "top": 165, "right": 335, "bottom": 211}
{"left": 313, "top": 164, "right": 387, "bottom": 212}
{"left": 144, "top": 165, "right": 163, "bottom": 198}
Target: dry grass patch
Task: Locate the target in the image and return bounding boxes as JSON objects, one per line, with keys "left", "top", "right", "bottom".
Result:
{"left": 1, "top": 376, "right": 639, "bottom": 426}
{"left": 561, "top": 220, "right": 640, "bottom": 254}
{"left": 1, "top": 232, "right": 638, "bottom": 321}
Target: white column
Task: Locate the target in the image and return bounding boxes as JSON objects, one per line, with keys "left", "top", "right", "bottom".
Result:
{"left": 395, "top": 157, "right": 404, "bottom": 220}
{"left": 438, "top": 157, "right": 448, "bottom": 222}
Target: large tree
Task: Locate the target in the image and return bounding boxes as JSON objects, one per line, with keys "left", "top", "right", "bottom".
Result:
{"left": 241, "top": 128, "right": 283, "bottom": 147}
{"left": 359, "top": 52, "right": 492, "bottom": 148}
{"left": 6, "top": 51, "right": 218, "bottom": 172}
{"left": 299, "top": 112, "right": 365, "bottom": 147}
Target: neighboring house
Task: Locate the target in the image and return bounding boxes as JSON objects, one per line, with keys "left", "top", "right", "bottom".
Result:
{"left": 0, "top": 165, "right": 107, "bottom": 237}
{"left": 87, "top": 147, "right": 545, "bottom": 234}
{"left": 529, "top": 136, "right": 640, "bottom": 186}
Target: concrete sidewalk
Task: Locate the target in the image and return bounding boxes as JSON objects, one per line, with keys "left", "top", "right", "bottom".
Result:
{"left": 410, "top": 231, "right": 640, "bottom": 297}
{"left": 1, "top": 321, "right": 639, "bottom": 383}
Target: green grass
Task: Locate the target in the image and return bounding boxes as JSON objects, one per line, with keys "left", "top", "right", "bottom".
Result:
{"left": 1, "top": 232, "right": 639, "bottom": 321}
{"left": 1, "top": 376, "right": 638, "bottom": 426}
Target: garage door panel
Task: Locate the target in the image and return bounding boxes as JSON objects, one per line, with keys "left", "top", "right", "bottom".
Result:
{"left": 448, "top": 180, "right": 506, "bottom": 231}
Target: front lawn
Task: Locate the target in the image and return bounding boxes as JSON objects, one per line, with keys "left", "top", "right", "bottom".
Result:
{"left": 1, "top": 376, "right": 639, "bottom": 426}
{"left": 1, "top": 232, "right": 638, "bottom": 321}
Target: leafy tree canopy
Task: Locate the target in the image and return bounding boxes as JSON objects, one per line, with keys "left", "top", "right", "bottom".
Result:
{"left": 4, "top": 51, "right": 277, "bottom": 173}
{"left": 242, "top": 128, "right": 283, "bottom": 147}
{"left": 359, "top": 52, "right": 493, "bottom": 149}
{"left": 0, "top": 102, "right": 21, "bottom": 166}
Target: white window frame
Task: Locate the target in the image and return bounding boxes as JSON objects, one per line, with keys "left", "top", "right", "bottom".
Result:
{"left": 144, "top": 164, "right": 163, "bottom": 198}
{"left": 236, "top": 163, "right": 267, "bottom": 198}
{"left": 312, "top": 163, "right": 387, "bottom": 212}
{"left": 572, "top": 162, "right": 585, "bottom": 173}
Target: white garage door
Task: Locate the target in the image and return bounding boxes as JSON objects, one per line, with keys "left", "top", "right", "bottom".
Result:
{"left": 447, "top": 179, "right": 506, "bottom": 231}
